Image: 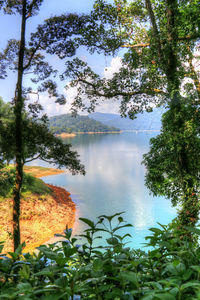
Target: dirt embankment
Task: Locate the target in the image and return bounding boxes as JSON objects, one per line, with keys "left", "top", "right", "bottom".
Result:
{"left": 0, "top": 168, "right": 76, "bottom": 253}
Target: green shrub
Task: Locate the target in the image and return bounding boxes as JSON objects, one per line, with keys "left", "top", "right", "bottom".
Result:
{"left": 0, "top": 167, "right": 15, "bottom": 197}
{"left": 0, "top": 167, "right": 51, "bottom": 197}
{"left": 22, "top": 174, "right": 51, "bottom": 195}
{"left": 1, "top": 213, "right": 200, "bottom": 299}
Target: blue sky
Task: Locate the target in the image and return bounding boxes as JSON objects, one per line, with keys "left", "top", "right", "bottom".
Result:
{"left": 0, "top": 0, "right": 122, "bottom": 115}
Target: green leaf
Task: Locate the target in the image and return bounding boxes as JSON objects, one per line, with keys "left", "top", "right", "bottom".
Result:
{"left": 112, "top": 223, "right": 133, "bottom": 233}
{"left": 93, "top": 258, "right": 103, "bottom": 272}
{"left": 19, "top": 264, "right": 30, "bottom": 280}
{"left": 34, "top": 269, "right": 54, "bottom": 277}
{"left": 181, "top": 281, "right": 200, "bottom": 291}
{"left": 7, "top": 252, "right": 18, "bottom": 260}
{"left": 63, "top": 244, "right": 77, "bottom": 258}
{"left": 191, "top": 265, "right": 200, "bottom": 273}
{"left": 155, "top": 293, "right": 176, "bottom": 300}
{"left": 184, "top": 226, "right": 200, "bottom": 235}
{"left": 79, "top": 217, "right": 95, "bottom": 228}
{"left": 17, "top": 283, "right": 32, "bottom": 293}
{"left": 149, "top": 227, "right": 162, "bottom": 234}
{"left": 98, "top": 212, "right": 125, "bottom": 222}
{"left": 118, "top": 216, "right": 124, "bottom": 223}
{"left": 120, "top": 271, "right": 138, "bottom": 285}
{"left": 15, "top": 242, "right": 26, "bottom": 255}
{"left": 0, "top": 241, "right": 4, "bottom": 254}
{"left": 106, "top": 237, "right": 119, "bottom": 245}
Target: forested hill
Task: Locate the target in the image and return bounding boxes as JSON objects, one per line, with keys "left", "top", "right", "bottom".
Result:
{"left": 48, "top": 114, "right": 120, "bottom": 134}
{"left": 88, "top": 108, "right": 165, "bottom": 131}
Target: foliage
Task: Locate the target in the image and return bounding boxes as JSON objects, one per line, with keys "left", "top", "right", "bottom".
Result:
{"left": 1, "top": 213, "right": 200, "bottom": 299}
{"left": 62, "top": 0, "right": 200, "bottom": 116}
{"left": 0, "top": 99, "right": 85, "bottom": 173}
{"left": 49, "top": 113, "right": 120, "bottom": 134}
{"left": 0, "top": 0, "right": 93, "bottom": 250}
{"left": 59, "top": 0, "right": 200, "bottom": 228}
{"left": 0, "top": 166, "right": 51, "bottom": 198}
{"left": 143, "top": 101, "right": 200, "bottom": 227}
{"left": 0, "top": 97, "right": 14, "bottom": 164}
{"left": 0, "top": 167, "right": 16, "bottom": 198}
{"left": 143, "top": 102, "right": 200, "bottom": 204}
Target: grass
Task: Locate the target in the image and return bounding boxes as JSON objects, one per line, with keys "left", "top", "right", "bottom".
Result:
{"left": 22, "top": 174, "right": 51, "bottom": 195}
{"left": 0, "top": 166, "right": 52, "bottom": 198}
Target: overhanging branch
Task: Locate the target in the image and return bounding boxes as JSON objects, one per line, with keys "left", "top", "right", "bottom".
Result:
{"left": 122, "top": 43, "right": 150, "bottom": 48}
{"left": 77, "top": 78, "right": 167, "bottom": 98}
{"left": 25, "top": 153, "right": 41, "bottom": 163}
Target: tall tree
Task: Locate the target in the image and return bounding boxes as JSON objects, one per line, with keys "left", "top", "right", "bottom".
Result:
{"left": 0, "top": 99, "right": 85, "bottom": 172}
{"left": 0, "top": 1, "right": 88, "bottom": 250}
{"left": 60, "top": 0, "right": 200, "bottom": 228}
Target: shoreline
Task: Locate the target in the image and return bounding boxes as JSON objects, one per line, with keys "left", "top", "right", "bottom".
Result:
{"left": 24, "top": 184, "right": 76, "bottom": 252}
{"left": 23, "top": 165, "right": 64, "bottom": 178}
{"left": 57, "top": 131, "right": 121, "bottom": 138}
{"left": 56, "top": 130, "right": 160, "bottom": 138}
{"left": 1, "top": 166, "right": 76, "bottom": 253}
{"left": 56, "top": 132, "right": 76, "bottom": 138}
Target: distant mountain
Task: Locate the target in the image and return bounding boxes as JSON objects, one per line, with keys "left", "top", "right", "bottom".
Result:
{"left": 88, "top": 108, "right": 165, "bottom": 131}
{"left": 48, "top": 114, "right": 120, "bottom": 134}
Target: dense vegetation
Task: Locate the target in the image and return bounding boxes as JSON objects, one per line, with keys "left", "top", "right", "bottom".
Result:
{"left": 0, "top": 95, "right": 85, "bottom": 250}
{"left": 1, "top": 213, "right": 200, "bottom": 299}
{"left": 49, "top": 114, "right": 120, "bottom": 134}
{"left": 1, "top": 0, "right": 200, "bottom": 298}
{"left": 0, "top": 166, "right": 51, "bottom": 198}
{"left": 0, "top": 0, "right": 90, "bottom": 250}
{"left": 65, "top": 0, "right": 200, "bottom": 230}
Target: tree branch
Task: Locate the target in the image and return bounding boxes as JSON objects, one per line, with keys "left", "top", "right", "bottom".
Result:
{"left": 25, "top": 153, "right": 41, "bottom": 163}
{"left": 121, "top": 36, "right": 200, "bottom": 49}
{"left": 23, "top": 43, "right": 40, "bottom": 70}
{"left": 178, "top": 34, "right": 200, "bottom": 41}
{"left": 122, "top": 43, "right": 150, "bottom": 48}
{"left": 77, "top": 78, "right": 167, "bottom": 98}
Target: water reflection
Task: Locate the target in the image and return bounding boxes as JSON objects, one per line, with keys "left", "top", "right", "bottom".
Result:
{"left": 40, "top": 132, "right": 176, "bottom": 249}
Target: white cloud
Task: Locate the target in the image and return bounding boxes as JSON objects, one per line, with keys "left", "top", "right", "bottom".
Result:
{"left": 28, "top": 57, "right": 123, "bottom": 117}
{"left": 103, "top": 56, "right": 122, "bottom": 79}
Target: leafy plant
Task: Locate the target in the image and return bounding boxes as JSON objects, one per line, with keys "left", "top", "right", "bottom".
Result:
{"left": 1, "top": 213, "right": 200, "bottom": 299}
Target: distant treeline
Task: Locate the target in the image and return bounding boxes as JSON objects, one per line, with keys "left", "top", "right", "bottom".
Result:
{"left": 48, "top": 114, "right": 120, "bottom": 134}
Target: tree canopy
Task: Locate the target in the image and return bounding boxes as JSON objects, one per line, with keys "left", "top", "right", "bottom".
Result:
{"left": 49, "top": 113, "right": 120, "bottom": 134}
{"left": 1, "top": 0, "right": 200, "bottom": 248}
{"left": 0, "top": 99, "right": 85, "bottom": 173}
{"left": 0, "top": 0, "right": 90, "bottom": 250}
{"left": 56, "top": 0, "right": 200, "bottom": 229}
{"left": 61, "top": 0, "right": 200, "bottom": 115}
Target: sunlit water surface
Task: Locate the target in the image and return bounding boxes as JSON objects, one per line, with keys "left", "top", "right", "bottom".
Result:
{"left": 33, "top": 132, "right": 176, "bottom": 249}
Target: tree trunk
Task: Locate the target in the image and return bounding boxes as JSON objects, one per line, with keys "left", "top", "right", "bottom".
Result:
{"left": 13, "top": 0, "right": 27, "bottom": 251}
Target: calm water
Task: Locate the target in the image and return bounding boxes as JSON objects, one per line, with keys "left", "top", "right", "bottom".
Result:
{"left": 40, "top": 132, "right": 176, "bottom": 249}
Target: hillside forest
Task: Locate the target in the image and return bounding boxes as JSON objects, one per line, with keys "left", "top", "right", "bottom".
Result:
{"left": 48, "top": 114, "right": 120, "bottom": 134}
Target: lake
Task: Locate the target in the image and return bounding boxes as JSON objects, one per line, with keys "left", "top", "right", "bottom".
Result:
{"left": 40, "top": 132, "right": 176, "bottom": 249}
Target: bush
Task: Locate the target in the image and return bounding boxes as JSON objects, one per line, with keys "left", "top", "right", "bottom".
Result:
{"left": 1, "top": 213, "right": 200, "bottom": 299}
{"left": 22, "top": 174, "right": 51, "bottom": 195}
{"left": 0, "top": 167, "right": 51, "bottom": 198}
{"left": 0, "top": 167, "right": 15, "bottom": 197}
